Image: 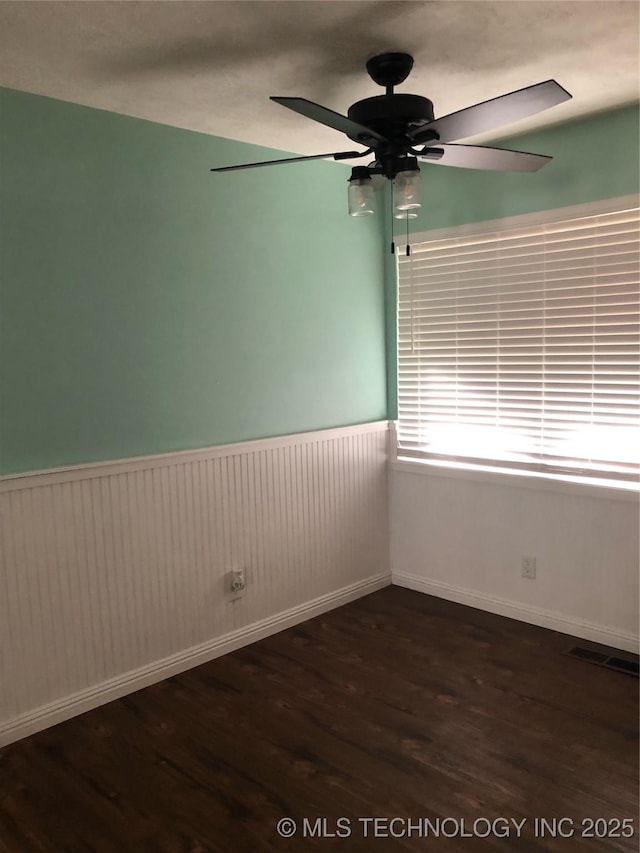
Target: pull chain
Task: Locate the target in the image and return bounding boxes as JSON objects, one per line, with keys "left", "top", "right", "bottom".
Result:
{"left": 390, "top": 179, "right": 395, "bottom": 255}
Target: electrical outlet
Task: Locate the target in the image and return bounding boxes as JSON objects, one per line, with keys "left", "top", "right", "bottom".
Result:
{"left": 521, "top": 556, "right": 537, "bottom": 579}
{"left": 230, "top": 569, "right": 246, "bottom": 596}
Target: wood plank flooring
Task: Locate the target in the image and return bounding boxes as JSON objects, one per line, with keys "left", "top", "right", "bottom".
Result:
{"left": 0, "top": 586, "right": 637, "bottom": 852}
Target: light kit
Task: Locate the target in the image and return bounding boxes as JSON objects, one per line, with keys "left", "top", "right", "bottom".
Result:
{"left": 347, "top": 166, "right": 375, "bottom": 216}
{"left": 347, "top": 154, "right": 424, "bottom": 220}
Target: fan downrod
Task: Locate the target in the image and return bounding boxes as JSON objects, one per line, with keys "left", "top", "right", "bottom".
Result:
{"left": 366, "top": 52, "right": 414, "bottom": 92}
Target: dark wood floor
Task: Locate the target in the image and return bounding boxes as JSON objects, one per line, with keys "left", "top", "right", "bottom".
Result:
{"left": 1, "top": 586, "right": 637, "bottom": 853}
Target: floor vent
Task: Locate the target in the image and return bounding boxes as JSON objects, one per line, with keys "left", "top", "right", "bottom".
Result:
{"left": 566, "top": 643, "right": 639, "bottom": 677}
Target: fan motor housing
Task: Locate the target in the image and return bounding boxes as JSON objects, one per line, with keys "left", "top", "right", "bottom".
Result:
{"left": 347, "top": 94, "right": 435, "bottom": 144}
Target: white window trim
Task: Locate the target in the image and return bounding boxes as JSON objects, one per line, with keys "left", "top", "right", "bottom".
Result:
{"left": 391, "top": 458, "right": 640, "bottom": 501}
{"left": 395, "top": 193, "right": 640, "bottom": 491}
{"left": 405, "top": 193, "right": 640, "bottom": 246}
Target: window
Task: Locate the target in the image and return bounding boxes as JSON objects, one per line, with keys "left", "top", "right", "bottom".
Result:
{"left": 396, "top": 197, "right": 640, "bottom": 484}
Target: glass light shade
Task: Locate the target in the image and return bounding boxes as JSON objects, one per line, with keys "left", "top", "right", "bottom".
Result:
{"left": 348, "top": 178, "right": 375, "bottom": 216}
{"left": 393, "top": 170, "right": 421, "bottom": 219}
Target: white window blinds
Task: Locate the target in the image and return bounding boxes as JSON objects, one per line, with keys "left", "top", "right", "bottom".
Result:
{"left": 396, "top": 200, "right": 640, "bottom": 482}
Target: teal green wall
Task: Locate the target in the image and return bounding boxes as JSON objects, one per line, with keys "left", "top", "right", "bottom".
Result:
{"left": 0, "top": 88, "right": 387, "bottom": 474}
{"left": 2, "top": 91, "right": 636, "bottom": 473}
{"left": 386, "top": 104, "right": 640, "bottom": 415}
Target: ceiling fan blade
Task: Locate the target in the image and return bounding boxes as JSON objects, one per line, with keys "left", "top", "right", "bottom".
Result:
{"left": 418, "top": 143, "right": 552, "bottom": 172}
{"left": 410, "top": 80, "right": 572, "bottom": 144}
{"left": 271, "top": 97, "right": 389, "bottom": 145}
{"left": 210, "top": 151, "right": 362, "bottom": 172}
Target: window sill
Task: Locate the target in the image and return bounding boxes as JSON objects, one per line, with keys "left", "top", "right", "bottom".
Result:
{"left": 391, "top": 456, "right": 640, "bottom": 502}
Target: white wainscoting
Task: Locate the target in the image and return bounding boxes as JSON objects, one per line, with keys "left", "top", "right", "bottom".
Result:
{"left": 0, "top": 422, "right": 391, "bottom": 746}
{"left": 390, "top": 460, "right": 640, "bottom": 653}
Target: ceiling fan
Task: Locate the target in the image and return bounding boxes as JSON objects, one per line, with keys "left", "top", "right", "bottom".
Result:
{"left": 211, "top": 52, "right": 572, "bottom": 218}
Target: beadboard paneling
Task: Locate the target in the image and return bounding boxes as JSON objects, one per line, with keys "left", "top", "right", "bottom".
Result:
{"left": 0, "top": 423, "right": 391, "bottom": 744}
{"left": 390, "top": 460, "right": 639, "bottom": 652}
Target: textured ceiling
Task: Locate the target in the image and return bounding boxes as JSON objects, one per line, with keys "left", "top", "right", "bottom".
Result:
{"left": 0, "top": 0, "right": 638, "bottom": 162}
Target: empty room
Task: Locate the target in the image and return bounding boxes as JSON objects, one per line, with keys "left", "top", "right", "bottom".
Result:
{"left": 0, "top": 2, "right": 638, "bottom": 851}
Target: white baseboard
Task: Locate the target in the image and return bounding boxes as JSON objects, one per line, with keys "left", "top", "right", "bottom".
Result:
{"left": 392, "top": 572, "right": 639, "bottom": 653}
{"left": 0, "top": 573, "right": 391, "bottom": 748}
